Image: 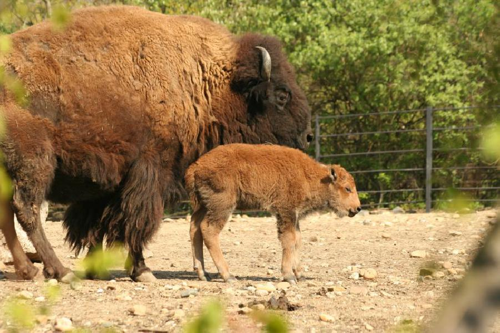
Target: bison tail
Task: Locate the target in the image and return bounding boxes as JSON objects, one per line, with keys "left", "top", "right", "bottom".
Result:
{"left": 102, "top": 157, "right": 164, "bottom": 253}
{"left": 63, "top": 200, "right": 108, "bottom": 255}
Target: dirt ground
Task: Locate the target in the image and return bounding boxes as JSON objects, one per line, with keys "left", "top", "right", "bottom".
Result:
{"left": 0, "top": 209, "right": 498, "bottom": 332}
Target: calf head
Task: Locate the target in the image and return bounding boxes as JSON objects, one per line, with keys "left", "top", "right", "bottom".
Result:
{"left": 324, "top": 164, "right": 361, "bottom": 217}
{"left": 231, "top": 34, "right": 312, "bottom": 150}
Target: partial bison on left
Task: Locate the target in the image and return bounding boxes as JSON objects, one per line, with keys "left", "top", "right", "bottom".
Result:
{"left": 0, "top": 6, "right": 312, "bottom": 282}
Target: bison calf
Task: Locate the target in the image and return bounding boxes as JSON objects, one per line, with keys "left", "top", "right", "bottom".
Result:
{"left": 185, "top": 143, "right": 361, "bottom": 283}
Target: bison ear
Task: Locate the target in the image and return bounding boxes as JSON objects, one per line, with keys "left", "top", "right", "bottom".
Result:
{"left": 320, "top": 167, "right": 337, "bottom": 184}
{"left": 255, "top": 46, "right": 272, "bottom": 82}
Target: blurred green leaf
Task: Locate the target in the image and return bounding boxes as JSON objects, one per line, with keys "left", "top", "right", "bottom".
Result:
{"left": 184, "top": 300, "right": 224, "bottom": 333}
{"left": 51, "top": 5, "right": 71, "bottom": 31}
{"left": 79, "top": 245, "right": 127, "bottom": 280}
{"left": 251, "top": 311, "right": 289, "bottom": 333}
{"left": 3, "top": 297, "right": 36, "bottom": 332}
{"left": 481, "top": 123, "right": 500, "bottom": 161}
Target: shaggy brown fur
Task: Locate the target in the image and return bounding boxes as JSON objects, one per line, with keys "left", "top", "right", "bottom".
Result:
{"left": 185, "top": 144, "right": 361, "bottom": 283}
{"left": 0, "top": 6, "right": 312, "bottom": 281}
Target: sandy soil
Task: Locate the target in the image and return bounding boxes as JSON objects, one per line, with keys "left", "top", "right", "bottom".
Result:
{"left": 0, "top": 209, "right": 498, "bottom": 332}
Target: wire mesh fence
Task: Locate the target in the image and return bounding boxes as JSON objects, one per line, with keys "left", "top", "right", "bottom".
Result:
{"left": 314, "top": 106, "right": 500, "bottom": 211}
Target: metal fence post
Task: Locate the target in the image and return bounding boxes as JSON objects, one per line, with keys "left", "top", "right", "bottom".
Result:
{"left": 315, "top": 114, "right": 320, "bottom": 161}
{"left": 425, "top": 106, "right": 433, "bottom": 213}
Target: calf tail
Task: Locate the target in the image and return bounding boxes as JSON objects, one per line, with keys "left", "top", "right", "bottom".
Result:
{"left": 184, "top": 166, "right": 201, "bottom": 211}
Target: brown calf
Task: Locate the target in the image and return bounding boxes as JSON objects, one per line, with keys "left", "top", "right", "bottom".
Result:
{"left": 185, "top": 143, "right": 361, "bottom": 283}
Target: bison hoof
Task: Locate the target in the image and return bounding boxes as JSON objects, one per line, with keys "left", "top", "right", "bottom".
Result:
{"left": 60, "top": 271, "right": 78, "bottom": 284}
{"left": 133, "top": 271, "right": 157, "bottom": 283}
{"left": 16, "top": 264, "right": 40, "bottom": 280}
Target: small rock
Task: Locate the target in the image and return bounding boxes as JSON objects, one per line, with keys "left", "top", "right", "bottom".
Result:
{"left": 130, "top": 304, "right": 147, "bottom": 316}
{"left": 173, "top": 309, "right": 185, "bottom": 319}
{"left": 411, "top": 250, "right": 427, "bottom": 258}
{"left": 238, "top": 307, "right": 252, "bottom": 315}
{"left": 17, "top": 291, "right": 33, "bottom": 299}
{"left": 97, "top": 288, "right": 104, "bottom": 293}
{"left": 447, "top": 268, "right": 458, "bottom": 275}
{"left": 309, "top": 236, "right": 318, "bottom": 242}
{"left": 331, "top": 286, "right": 346, "bottom": 292}
{"left": 349, "top": 272, "right": 360, "bottom": 280}
{"left": 55, "top": 317, "right": 73, "bottom": 332}
{"left": 35, "top": 315, "right": 48, "bottom": 325}
{"left": 256, "top": 290, "right": 269, "bottom": 297}
{"left": 449, "top": 231, "right": 462, "bottom": 236}
{"left": 442, "top": 262, "right": 453, "bottom": 269}
{"left": 326, "top": 292, "right": 335, "bottom": 299}
{"left": 267, "top": 269, "right": 274, "bottom": 275}
{"left": 433, "top": 271, "right": 445, "bottom": 278}
{"left": 319, "top": 313, "right": 335, "bottom": 323}
{"left": 392, "top": 206, "right": 405, "bottom": 214}
{"left": 365, "top": 323, "right": 374, "bottom": 331}
{"left": 35, "top": 296, "right": 46, "bottom": 302}
{"left": 180, "top": 289, "right": 198, "bottom": 298}
{"left": 452, "top": 213, "right": 460, "bottom": 219}
{"left": 350, "top": 286, "right": 368, "bottom": 295}
{"left": 486, "top": 211, "right": 497, "bottom": 218}
{"left": 381, "top": 233, "right": 391, "bottom": 239}
{"left": 47, "top": 279, "right": 58, "bottom": 286}
{"left": 358, "top": 210, "right": 369, "bottom": 216}
{"left": 251, "top": 303, "right": 266, "bottom": 311}
{"left": 256, "top": 282, "right": 276, "bottom": 292}
{"left": 360, "top": 268, "right": 377, "bottom": 280}
{"left": 276, "top": 282, "right": 291, "bottom": 290}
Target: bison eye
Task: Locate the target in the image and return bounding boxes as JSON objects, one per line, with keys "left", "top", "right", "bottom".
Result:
{"left": 276, "top": 90, "right": 290, "bottom": 106}
{"left": 345, "top": 187, "right": 352, "bottom": 193}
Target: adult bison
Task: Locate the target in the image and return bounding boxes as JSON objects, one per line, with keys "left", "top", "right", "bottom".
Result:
{"left": 0, "top": 5, "right": 312, "bottom": 282}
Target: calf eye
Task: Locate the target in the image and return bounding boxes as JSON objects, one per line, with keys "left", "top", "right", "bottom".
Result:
{"left": 345, "top": 187, "right": 352, "bottom": 193}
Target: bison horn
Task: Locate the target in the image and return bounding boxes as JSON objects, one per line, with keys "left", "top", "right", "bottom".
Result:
{"left": 255, "top": 46, "right": 272, "bottom": 82}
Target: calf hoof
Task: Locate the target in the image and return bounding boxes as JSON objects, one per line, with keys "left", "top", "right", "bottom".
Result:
{"left": 224, "top": 275, "right": 237, "bottom": 283}
{"left": 197, "top": 273, "right": 211, "bottom": 281}
{"left": 283, "top": 275, "right": 297, "bottom": 285}
{"left": 43, "top": 266, "right": 74, "bottom": 283}
{"left": 132, "top": 270, "right": 157, "bottom": 283}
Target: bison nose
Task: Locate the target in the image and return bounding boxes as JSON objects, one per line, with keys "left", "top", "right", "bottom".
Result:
{"left": 357, "top": 206, "right": 361, "bottom": 212}
{"left": 306, "top": 133, "right": 313, "bottom": 143}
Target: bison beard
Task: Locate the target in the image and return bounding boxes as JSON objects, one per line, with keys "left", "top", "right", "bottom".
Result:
{"left": 0, "top": 6, "right": 312, "bottom": 282}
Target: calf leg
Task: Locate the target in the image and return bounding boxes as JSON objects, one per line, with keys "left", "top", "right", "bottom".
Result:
{"left": 190, "top": 207, "right": 208, "bottom": 281}
{"left": 277, "top": 214, "right": 298, "bottom": 284}
{"left": 0, "top": 200, "right": 39, "bottom": 279}
{"left": 200, "top": 211, "right": 234, "bottom": 282}
{"left": 293, "top": 221, "right": 303, "bottom": 281}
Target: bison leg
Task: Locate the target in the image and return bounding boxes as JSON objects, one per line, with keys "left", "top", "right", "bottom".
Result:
{"left": 200, "top": 210, "right": 234, "bottom": 282}
{"left": 277, "top": 214, "right": 298, "bottom": 284}
{"left": 127, "top": 247, "right": 156, "bottom": 282}
{"left": 0, "top": 200, "right": 39, "bottom": 279}
{"left": 13, "top": 190, "right": 73, "bottom": 282}
{"left": 190, "top": 207, "right": 209, "bottom": 281}
{"left": 293, "top": 221, "right": 303, "bottom": 281}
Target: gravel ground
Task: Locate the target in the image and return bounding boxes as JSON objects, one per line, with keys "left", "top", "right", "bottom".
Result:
{"left": 0, "top": 209, "right": 498, "bottom": 332}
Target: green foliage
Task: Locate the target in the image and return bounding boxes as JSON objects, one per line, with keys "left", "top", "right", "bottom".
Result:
{"left": 251, "top": 311, "right": 289, "bottom": 333}
{"left": 184, "top": 300, "right": 224, "bottom": 333}
{"left": 481, "top": 122, "right": 500, "bottom": 162}
{"left": 0, "top": 0, "right": 497, "bottom": 208}
{"left": 2, "top": 298, "right": 35, "bottom": 332}
{"left": 50, "top": 5, "right": 71, "bottom": 31}
{"left": 79, "top": 245, "right": 127, "bottom": 280}
{"left": 390, "top": 319, "right": 421, "bottom": 333}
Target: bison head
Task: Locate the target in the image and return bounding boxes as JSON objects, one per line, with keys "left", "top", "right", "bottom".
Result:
{"left": 323, "top": 164, "right": 361, "bottom": 217}
{"left": 231, "top": 34, "right": 312, "bottom": 150}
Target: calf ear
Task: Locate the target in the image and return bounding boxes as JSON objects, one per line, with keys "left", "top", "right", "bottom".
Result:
{"left": 330, "top": 167, "right": 337, "bottom": 182}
